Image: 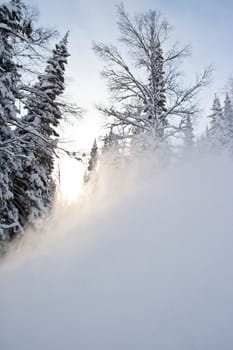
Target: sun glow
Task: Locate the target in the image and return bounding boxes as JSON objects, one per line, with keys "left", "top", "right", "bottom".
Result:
{"left": 59, "top": 157, "right": 85, "bottom": 201}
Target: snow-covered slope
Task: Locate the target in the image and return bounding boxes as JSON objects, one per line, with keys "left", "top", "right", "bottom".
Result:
{"left": 1, "top": 154, "right": 233, "bottom": 350}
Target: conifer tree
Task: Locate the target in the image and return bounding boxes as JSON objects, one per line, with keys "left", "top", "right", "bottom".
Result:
{"left": 84, "top": 139, "right": 98, "bottom": 183}
{"left": 88, "top": 139, "right": 98, "bottom": 172}
{"left": 102, "top": 133, "right": 111, "bottom": 153}
{"left": 0, "top": 0, "right": 31, "bottom": 245}
{"left": 102, "top": 127, "right": 118, "bottom": 153}
{"left": 15, "top": 33, "right": 70, "bottom": 226}
{"left": 101, "top": 126, "right": 125, "bottom": 169}
{"left": 183, "top": 114, "right": 195, "bottom": 148}
{"left": 223, "top": 93, "right": 233, "bottom": 151}
{"left": 208, "top": 95, "right": 224, "bottom": 150}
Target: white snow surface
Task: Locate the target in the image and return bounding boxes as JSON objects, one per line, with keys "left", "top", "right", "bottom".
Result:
{"left": 1, "top": 153, "right": 233, "bottom": 350}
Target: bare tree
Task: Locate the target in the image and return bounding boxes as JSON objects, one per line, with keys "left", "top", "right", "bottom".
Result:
{"left": 93, "top": 3, "right": 211, "bottom": 151}
{"left": 13, "top": 4, "right": 58, "bottom": 76}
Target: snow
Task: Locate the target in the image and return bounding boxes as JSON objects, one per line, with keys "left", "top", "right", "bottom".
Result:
{"left": 1, "top": 152, "right": 233, "bottom": 350}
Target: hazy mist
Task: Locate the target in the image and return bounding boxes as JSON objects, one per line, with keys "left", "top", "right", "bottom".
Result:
{"left": 1, "top": 152, "right": 233, "bottom": 350}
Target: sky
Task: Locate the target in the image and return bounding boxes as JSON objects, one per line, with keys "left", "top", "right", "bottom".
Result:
{"left": 28, "top": 0, "right": 233, "bottom": 149}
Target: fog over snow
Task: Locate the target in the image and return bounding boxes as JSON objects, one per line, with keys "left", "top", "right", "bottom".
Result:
{"left": 1, "top": 152, "right": 233, "bottom": 350}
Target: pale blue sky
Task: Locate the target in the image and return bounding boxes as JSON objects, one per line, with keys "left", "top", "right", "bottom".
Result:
{"left": 29, "top": 0, "right": 233, "bottom": 147}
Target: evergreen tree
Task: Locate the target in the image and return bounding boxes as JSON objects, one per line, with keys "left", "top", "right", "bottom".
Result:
{"left": 208, "top": 95, "right": 224, "bottom": 150}
{"left": 0, "top": 0, "right": 30, "bottom": 246}
{"left": 102, "top": 133, "right": 111, "bottom": 153}
{"left": 102, "top": 126, "right": 119, "bottom": 153}
{"left": 101, "top": 126, "right": 125, "bottom": 169}
{"left": 183, "top": 114, "right": 195, "bottom": 148}
{"left": 84, "top": 139, "right": 98, "bottom": 183}
{"left": 223, "top": 93, "right": 233, "bottom": 151}
{"left": 15, "top": 33, "right": 70, "bottom": 226}
{"left": 88, "top": 139, "right": 98, "bottom": 172}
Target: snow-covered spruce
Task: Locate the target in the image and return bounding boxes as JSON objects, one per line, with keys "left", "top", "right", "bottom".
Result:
{"left": 0, "top": 0, "right": 31, "bottom": 247}
{"left": 15, "top": 33, "right": 70, "bottom": 227}
{"left": 223, "top": 93, "right": 233, "bottom": 152}
{"left": 183, "top": 114, "right": 195, "bottom": 149}
{"left": 207, "top": 95, "right": 224, "bottom": 151}
{"left": 206, "top": 93, "right": 233, "bottom": 154}
{"left": 84, "top": 139, "right": 98, "bottom": 183}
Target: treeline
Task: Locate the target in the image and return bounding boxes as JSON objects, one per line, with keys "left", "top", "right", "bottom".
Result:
{"left": 0, "top": 0, "right": 75, "bottom": 252}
